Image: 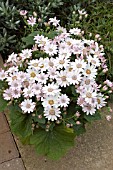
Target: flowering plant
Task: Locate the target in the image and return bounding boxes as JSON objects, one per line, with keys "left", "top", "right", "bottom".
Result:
{"left": 0, "top": 10, "right": 113, "bottom": 160}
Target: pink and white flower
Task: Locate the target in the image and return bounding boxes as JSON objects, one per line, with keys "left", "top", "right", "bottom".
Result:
{"left": 20, "top": 99, "right": 36, "bottom": 113}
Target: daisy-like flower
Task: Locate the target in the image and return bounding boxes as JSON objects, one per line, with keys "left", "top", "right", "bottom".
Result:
{"left": 80, "top": 76, "right": 95, "bottom": 88}
{"left": 77, "top": 96, "right": 85, "bottom": 107}
{"left": 48, "top": 67, "right": 58, "bottom": 79}
{"left": 32, "top": 83, "right": 42, "bottom": 96}
{"left": 19, "top": 10, "right": 27, "bottom": 16}
{"left": 55, "top": 56, "right": 70, "bottom": 69}
{"left": 78, "top": 9, "right": 87, "bottom": 15}
{"left": 7, "top": 52, "right": 18, "bottom": 63}
{"left": 36, "top": 35, "right": 49, "bottom": 47}
{"left": 6, "top": 72, "right": 19, "bottom": 85}
{"left": 58, "top": 94, "right": 70, "bottom": 107}
{"left": 28, "top": 59, "right": 40, "bottom": 70}
{"left": 6, "top": 66, "right": 19, "bottom": 75}
{"left": 42, "top": 83, "right": 60, "bottom": 96}
{"left": 83, "top": 64, "right": 97, "bottom": 78}
{"left": 96, "top": 93, "right": 106, "bottom": 109}
{"left": 71, "top": 59, "right": 86, "bottom": 72}
{"left": 27, "top": 16, "right": 36, "bottom": 27}
{"left": 17, "top": 72, "right": 28, "bottom": 82}
{"left": 56, "top": 26, "right": 67, "bottom": 33}
{"left": 47, "top": 58, "right": 57, "bottom": 68}
{"left": 49, "top": 17, "right": 60, "bottom": 26}
{"left": 87, "top": 55, "right": 101, "bottom": 67}
{"left": 69, "top": 28, "right": 81, "bottom": 36}
{"left": 20, "top": 99, "right": 36, "bottom": 113}
{"left": 56, "top": 70, "right": 69, "bottom": 87}
{"left": 19, "top": 49, "right": 32, "bottom": 60}
{"left": 67, "top": 71, "right": 82, "bottom": 85}
{"left": 23, "top": 87, "right": 34, "bottom": 98}
{"left": 26, "top": 68, "right": 39, "bottom": 81}
{"left": 82, "top": 104, "right": 96, "bottom": 115}
{"left": 44, "top": 42, "right": 58, "bottom": 56}
{"left": 0, "top": 70, "right": 7, "bottom": 80}
{"left": 3, "top": 88, "right": 12, "bottom": 100}
{"left": 44, "top": 106, "right": 61, "bottom": 121}
{"left": 42, "top": 95, "right": 59, "bottom": 108}
{"left": 10, "top": 79, "right": 22, "bottom": 90}
{"left": 81, "top": 87, "right": 97, "bottom": 104}
{"left": 38, "top": 58, "right": 49, "bottom": 72}
{"left": 11, "top": 88, "right": 21, "bottom": 99}
{"left": 37, "top": 73, "right": 48, "bottom": 84}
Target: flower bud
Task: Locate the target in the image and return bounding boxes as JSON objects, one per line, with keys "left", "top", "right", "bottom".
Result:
{"left": 33, "top": 12, "right": 37, "bottom": 17}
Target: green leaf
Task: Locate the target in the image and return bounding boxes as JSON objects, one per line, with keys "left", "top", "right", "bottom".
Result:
{"left": 8, "top": 104, "right": 32, "bottom": 143}
{"left": 84, "top": 111, "right": 101, "bottom": 122}
{"left": 30, "top": 125, "right": 75, "bottom": 160}
{"left": 33, "top": 116, "right": 46, "bottom": 124}
{"left": 22, "top": 36, "right": 35, "bottom": 46}
{"left": 0, "top": 94, "right": 7, "bottom": 112}
{"left": 73, "top": 123, "right": 86, "bottom": 136}
{"left": 71, "top": 86, "right": 77, "bottom": 96}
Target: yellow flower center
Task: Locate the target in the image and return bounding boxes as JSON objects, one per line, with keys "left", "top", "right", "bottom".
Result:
{"left": 40, "top": 64, "right": 44, "bottom": 68}
{"left": 72, "top": 75, "right": 77, "bottom": 80}
{"left": 86, "top": 69, "right": 91, "bottom": 74}
{"left": 59, "top": 60, "right": 65, "bottom": 64}
{"left": 49, "top": 61, "right": 54, "bottom": 67}
{"left": 30, "top": 72, "right": 36, "bottom": 78}
{"left": 85, "top": 79, "right": 90, "bottom": 85}
{"left": 12, "top": 76, "right": 17, "bottom": 80}
{"left": 76, "top": 63, "right": 82, "bottom": 68}
{"left": 97, "top": 99, "right": 101, "bottom": 104}
{"left": 86, "top": 92, "right": 92, "bottom": 98}
{"left": 32, "top": 63, "right": 38, "bottom": 67}
{"left": 48, "top": 100, "right": 54, "bottom": 105}
{"left": 61, "top": 76, "right": 66, "bottom": 81}
{"left": 26, "top": 104, "right": 31, "bottom": 108}
{"left": 48, "top": 88, "right": 53, "bottom": 92}
{"left": 91, "top": 60, "right": 96, "bottom": 64}
{"left": 67, "top": 41, "right": 71, "bottom": 46}
{"left": 69, "top": 68, "right": 73, "bottom": 72}
{"left": 49, "top": 109, "right": 55, "bottom": 115}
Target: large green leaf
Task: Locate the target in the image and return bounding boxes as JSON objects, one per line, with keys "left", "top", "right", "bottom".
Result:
{"left": 0, "top": 94, "right": 7, "bottom": 112}
{"left": 30, "top": 125, "right": 75, "bottom": 160}
{"left": 84, "top": 111, "right": 101, "bottom": 122}
{"left": 73, "top": 123, "right": 86, "bottom": 136}
{"left": 8, "top": 104, "right": 32, "bottom": 143}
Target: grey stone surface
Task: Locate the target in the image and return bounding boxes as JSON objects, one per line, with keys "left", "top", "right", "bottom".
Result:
{"left": 0, "top": 112, "right": 9, "bottom": 134}
{"left": 16, "top": 103, "right": 113, "bottom": 170}
{"left": 0, "top": 158, "right": 25, "bottom": 170}
{"left": 0, "top": 131, "right": 19, "bottom": 163}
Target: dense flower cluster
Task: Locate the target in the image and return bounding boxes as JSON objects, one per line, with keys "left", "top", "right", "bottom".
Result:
{"left": 0, "top": 18, "right": 113, "bottom": 123}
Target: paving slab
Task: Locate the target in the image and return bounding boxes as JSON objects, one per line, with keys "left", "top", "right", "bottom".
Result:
{"left": 0, "top": 131, "right": 19, "bottom": 163}
{"left": 16, "top": 103, "right": 113, "bottom": 170}
{"left": 0, "top": 158, "right": 25, "bottom": 170}
{"left": 0, "top": 112, "right": 9, "bottom": 134}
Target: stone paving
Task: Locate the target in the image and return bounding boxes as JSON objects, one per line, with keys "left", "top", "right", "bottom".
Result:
{"left": 0, "top": 112, "right": 25, "bottom": 170}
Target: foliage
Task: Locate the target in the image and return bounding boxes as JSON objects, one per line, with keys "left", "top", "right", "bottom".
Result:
{"left": 68, "top": 1, "right": 113, "bottom": 80}
{"left": 30, "top": 125, "right": 75, "bottom": 160}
